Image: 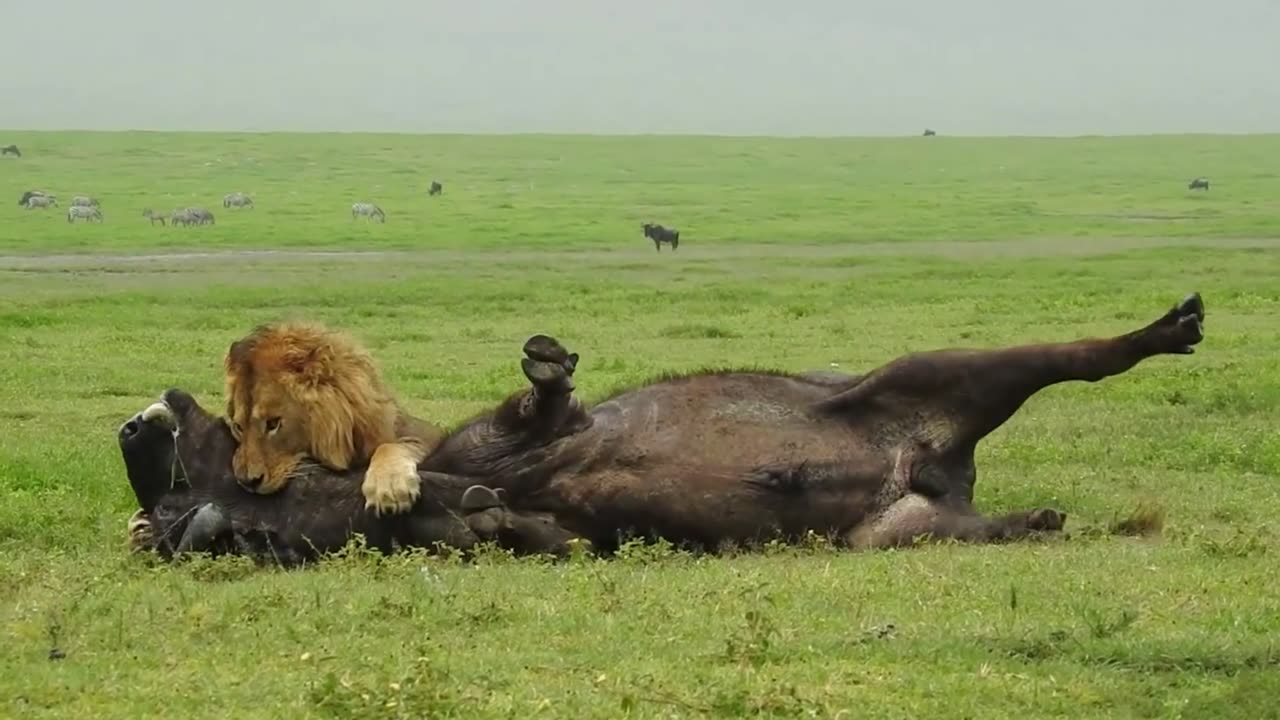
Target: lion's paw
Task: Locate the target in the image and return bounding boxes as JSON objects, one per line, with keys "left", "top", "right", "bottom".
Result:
{"left": 362, "top": 451, "right": 422, "bottom": 516}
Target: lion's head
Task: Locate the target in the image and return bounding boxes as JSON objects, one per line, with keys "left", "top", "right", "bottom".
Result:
{"left": 224, "top": 322, "right": 401, "bottom": 495}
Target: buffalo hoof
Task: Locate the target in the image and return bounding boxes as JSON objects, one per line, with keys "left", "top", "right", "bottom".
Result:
{"left": 1027, "top": 508, "right": 1067, "bottom": 532}
{"left": 461, "top": 485, "right": 509, "bottom": 541}
{"left": 521, "top": 334, "right": 579, "bottom": 393}
{"left": 1156, "top": 292, "right": 1205, "bottom": 354}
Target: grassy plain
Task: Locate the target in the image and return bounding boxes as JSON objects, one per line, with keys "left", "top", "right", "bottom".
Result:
{"left": 1, "top": 131, "right": 1279, "bottom": 719}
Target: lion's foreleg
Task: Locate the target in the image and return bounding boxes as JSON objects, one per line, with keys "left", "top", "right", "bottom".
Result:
{"left": 361, "top": 438, "right": 431, "bottom": 515}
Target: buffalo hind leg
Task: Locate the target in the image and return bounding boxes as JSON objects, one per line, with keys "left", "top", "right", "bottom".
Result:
{"left": 460, "top": 485, "right": 583, "bottom": 557}
{"left": 819, "top": 292, "right": 1205, "bottom": 453}
{"left": 847, "top": 494, "right": 1066, "bottom": 550}
{"left": 493, "top": 335, "right": 594, "bottom": 441}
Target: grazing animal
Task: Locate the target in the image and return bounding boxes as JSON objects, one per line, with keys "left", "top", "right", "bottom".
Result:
{"left": 169, "top": 209, "right": 199, "bottom": 227}
{"left": 221, "top": 322, "right": 445, "bottom": 515}
{"left": 121, "top": 292, "right": 1206, "bottom": 564}
{"left": 351, "top": 202, "right": 386, "bottom": 222}
{"left": 185, "top": 207, "right": 215, "bottom": 225}
{"left": 142, "top": 209, "right": 167, "bottom": 226}
{"left": 1188, "top": 177, "right": 1210, "bottom": 191}
{"left": 71, "top": 195, "right": 100, "bottom": 208}
{"left": 18, "top": 190, "right": 49, "bottom": 206}
{"left": 923, "top": 128, "right": 937, "bottom": 137}
{"left": 223, "top": 192, "right": 254, "bottom": 209}
{"left": 67, "top": 205, "right": 103, "bottom": 223}
{"left": 24, "top": 195, "right": 56, "bottom": 209}
{"left": 428, "top": 181, "right": 443, "bottom": 196}
{"left": 642, "top": 222, "right": 680, "bottom": 251}
{"left": 1, "top": 144, "right": 19, "bottom": 157}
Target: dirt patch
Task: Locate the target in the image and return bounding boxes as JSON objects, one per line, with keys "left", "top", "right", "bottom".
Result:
{"left": 1, "top": 236, "right": 1278, "bottom": 272}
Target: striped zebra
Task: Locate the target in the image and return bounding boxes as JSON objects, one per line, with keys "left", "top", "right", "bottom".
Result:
{"left": 18, "top": 190, "right": 50, "bottom": 206}
{"left": 67, "top": 205, "right": 103, "bottom": 223}
{"left": 351, "top": 202, "right": 386, "bottom": 223}
{"left": 71, "top": 195, "right": 100, "bottom": 208}
{"left": 169, "top": 209, "right": 199, "bottom": 227}
{"left": 25, "top": 195, "right": 57, "bottom": 209}
{"left": 186, "top": 207, "right": 215, "bottom": 225}
{"left": 223, "top": 192, "right": 254, "bottom": 208}
{"left": 142, "top": 208, "right": 167, "bottom": 226}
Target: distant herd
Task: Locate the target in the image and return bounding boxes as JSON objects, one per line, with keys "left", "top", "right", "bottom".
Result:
{"left": 4, "top": 135, "right": 1219, "bottom": 250}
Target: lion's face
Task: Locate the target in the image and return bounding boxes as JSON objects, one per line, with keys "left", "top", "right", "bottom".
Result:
{"left": 223, "top": 322, "right": 398, "bottom": 496}
{"left": 228, "top": 379, "right": 314, "bottom": 494}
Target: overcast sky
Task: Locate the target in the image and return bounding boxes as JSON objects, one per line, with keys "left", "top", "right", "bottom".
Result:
{"left": 2, "top": 0, "right": 1277, "bottom": 136}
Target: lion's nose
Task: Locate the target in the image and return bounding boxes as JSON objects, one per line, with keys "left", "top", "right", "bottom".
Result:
{"left": 239, "top": 475, "right": 264, "bottom": 491}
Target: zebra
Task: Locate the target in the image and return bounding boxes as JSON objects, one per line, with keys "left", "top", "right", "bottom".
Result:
{"left": 1, "top": 144, "right": 20, "bottom": 157}
{"left": 18, "top": 190, "right": 50, "bottom": 206}
{"left": 428, "top": 181, "right": 443, "bottom": 196}
{"left": 67, "top": 205, "right": 103, "bottom": 223}
{"left": 142, "top": 208, "right": 167, "bottom": 226}
{"left": 169, "top": 209, "right": 198, "bottom": 227}
{"left": 25, "top": 195, "right": 57, "bottom": 209}
{"left": 351, "top": 202, "right": 386, "bottom": 223}
{"left": 186, "top": 207, "right": 215, "bottom": 225}
{"left": 642, "top": 222, "right": 680, "bottom": 252}
{"left": 71, "top": 195, "right": 100, "bottom": 208}
{"left": 1188, "top": 177, "right": 1210, "bottom": 191}
{"left": 223, "top": 192, "right": 254, "bottom": 208}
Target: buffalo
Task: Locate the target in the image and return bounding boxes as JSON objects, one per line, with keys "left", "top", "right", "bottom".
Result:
{"left": 642, "top": 222, "right": 679, "bottom": 252}
{"left": 428, "top": 181, "right": 443, "bottom": 196}
{"left": 923, "top": 129, "right": 937, "bottom": 137}
{"left": 1, "top": 144, "right": 20, "bottom": 157}
{"left": 119, "top": 291, "right": 1206, "bottom": 565}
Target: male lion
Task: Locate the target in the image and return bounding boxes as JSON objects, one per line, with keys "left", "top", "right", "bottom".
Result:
{"left": 223, "top": 321, "right": 444, "bottom": 515}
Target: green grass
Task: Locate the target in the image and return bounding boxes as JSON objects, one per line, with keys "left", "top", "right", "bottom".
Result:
{"left": 2, "top": 131, "right": 1279, "bottom": 719}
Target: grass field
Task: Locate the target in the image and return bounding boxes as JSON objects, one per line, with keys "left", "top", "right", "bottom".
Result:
{"left": 2, "top": 131, "right": 1279, "bottom": 719}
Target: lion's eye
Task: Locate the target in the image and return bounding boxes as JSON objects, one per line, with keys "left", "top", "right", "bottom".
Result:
{"left": 265, "top": 418, "right": 282, "bottom": 434}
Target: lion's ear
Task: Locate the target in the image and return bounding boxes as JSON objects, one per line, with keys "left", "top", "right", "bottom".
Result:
{"left": 309, "top": 399, "right": 357, "bottom": 470}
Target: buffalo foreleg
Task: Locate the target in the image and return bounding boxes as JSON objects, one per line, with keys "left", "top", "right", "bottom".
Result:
{"left": 846, "top": 495, "right": 1066, "bottom": 549}
{"left": 493, "top": 334, "right": 594, "bottom": 441}
{"left": 818, "top": 292, "right": 1205, "bottom": 453}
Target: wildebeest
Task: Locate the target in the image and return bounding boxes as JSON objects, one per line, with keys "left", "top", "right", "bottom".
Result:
{"left": 642, "top": 222, "right": 679, "bottom": 251}
{"left": 923, "top": 129, "right": 937, "bottom": 137}
{"left": 186, "top": 207, "right": 215, "bottom": 225}
{"left": 71, "top": 195, "right": 100, "bottom": 208}
{"left": 120, "top": 292, "right": 1205, "bottom": 564}
{"left": 142, "top": 209, "right": 167, "bottom": 226}
{"left": 1188, "top": 177, "right": 1210, "bottom": 191}
{"left": 428, "top": 181, "right": 443, "bottom": 196}
{"left": 67, "top": 205, "right": 103, "bottom": 223}
{"left": 351, "top": 202, "right": 386, "bottom": 222}
{"left": 1, "top": 144, "right": 19, "bottom": 157}
{"left": 223, "top": 192, "right": 254, "bottom": 209}
{"left": 24, "top": 195, "right": 57, "bottom": 209}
